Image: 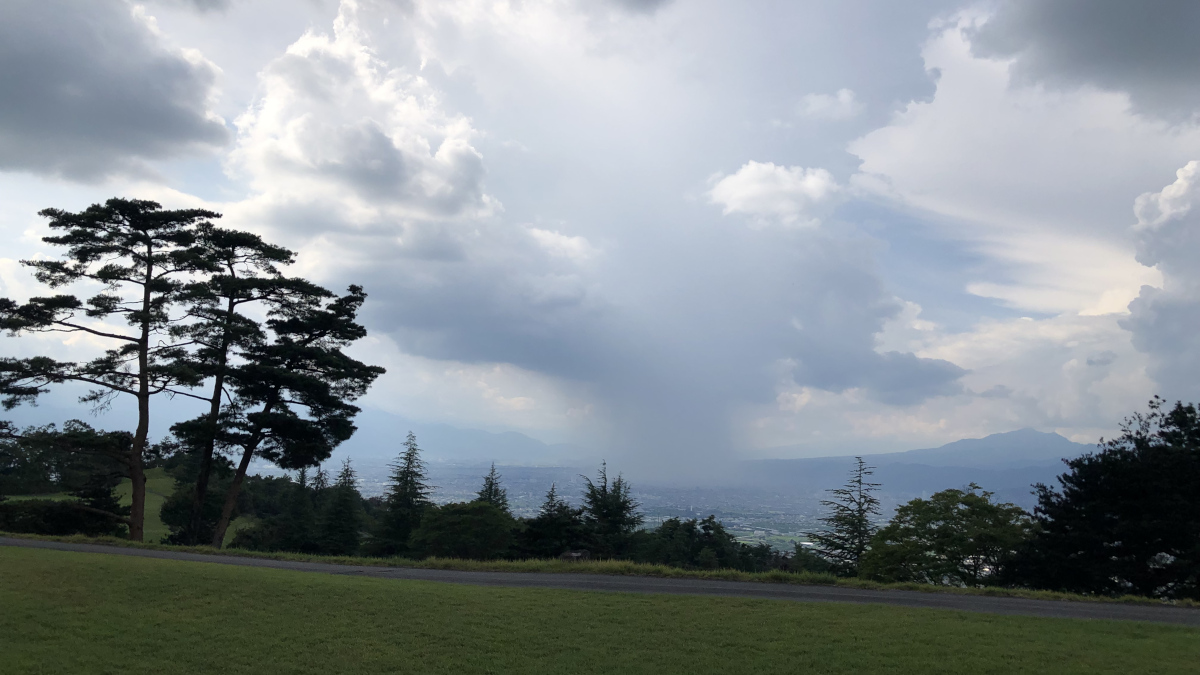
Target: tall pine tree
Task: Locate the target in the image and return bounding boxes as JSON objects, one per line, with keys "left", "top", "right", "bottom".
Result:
{"left": 368, "top": 432, "right": 434, "bottom": 556}
{"left": 807, "top": 457, "right": 881, "bottom": 576}
{"left": 0, "top": 199, "right": 213, "bottom": 540}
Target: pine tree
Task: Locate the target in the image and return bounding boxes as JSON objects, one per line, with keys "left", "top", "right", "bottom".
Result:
{"left": 581, "top": 462, "right": 642, "bottom": 558}
{"left": 317, "top": 459, "right": 361, "bottom": 556}
{"left": 520, "top": 483, "right": 586, "bottom": 558}
{"left": 475, "top": 463, "right": 509, "bottom": 513}
{"left": 807, "top": 457, "right": 881, "bottom": 576}
{"left": 368, "top": 432, "right": 434, "bottom": 556}
{"left": 0, "top": 199, "right": 214, "bottom": 540}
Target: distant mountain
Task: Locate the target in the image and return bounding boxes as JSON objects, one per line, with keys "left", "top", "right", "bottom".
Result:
{"left": 870, "top": 428, "right": 1093, "bottom": 469}
{"left": 336, "top": 408, "right": 583, "bottom": 466}
{"left": 741, "top": 429, "right": 1096, "bottom": 510}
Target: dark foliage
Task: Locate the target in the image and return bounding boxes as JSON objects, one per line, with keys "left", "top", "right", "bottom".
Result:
{"left": 0, "top": 499, "right": 127, "bottom": 537}
{"left": 409, "top": 501, "right": 515, "bottom": 560}
{"left": 517, "top": 484, "right": 588, "bottom": 558}
{"left": 580, "top": 462, "right": 642, "bottom": 558}
{"left": 633, "top": 516, "right": 781, "bottom": 572}
{"left": 807, "top": 457, "right": 881, "bottom": 576}
{"left": 861, "top": 484, "right": 1033, "bottom": 586}
{"left": 1009, "top": 398, "right": 1200, "bottom": 600}
{"left": 366, "top": 431, "right": 434, "bottom": 556}
{"left": 475, "top": 463, "right": 509, "bottom": 513}
{"left": 317, "top": 460, "right": 363, "bottom": 556}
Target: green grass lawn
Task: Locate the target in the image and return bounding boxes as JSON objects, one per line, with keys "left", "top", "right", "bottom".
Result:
{"left": 2, "top": 547, "right": 1196, "bottom": 674}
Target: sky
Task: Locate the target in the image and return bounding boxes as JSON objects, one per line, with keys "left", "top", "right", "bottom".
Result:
{"left": 2, "top": 0, "right": 1200, "bottom": 474}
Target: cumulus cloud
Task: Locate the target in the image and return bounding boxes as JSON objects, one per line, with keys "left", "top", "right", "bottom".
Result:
{"left": 971, "top": 0, "right": 1200, "bottom": 121}
{"left": 1123, "top": 161, "right": 1200, "bottom": 400}
{"left": 229, "top": 6, "right": 495, "bottom": 220}
{"left": 797, "top": 89, "right": 863, "bottom": 120}
{"left": 0, "top": 0, "right": 229, "bottom": 181}
{"left": 709, "top": 161, "right": 839, "bottom": 226}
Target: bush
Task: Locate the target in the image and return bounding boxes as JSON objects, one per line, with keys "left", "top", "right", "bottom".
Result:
{"left": 410, "top": 502, "right": 514, "bottom": 560}
{"left": 0, "top": 499, "right": 127, "bottom": 537}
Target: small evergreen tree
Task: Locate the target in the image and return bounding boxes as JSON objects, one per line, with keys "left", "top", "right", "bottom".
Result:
{"left": 520, "top": 483, "right": 586, "bottom": 558}
{"left": 807, "top": 457, "right": 881, "bottom": 576}
{"left": 475, "top": 463, "right": 509, "bottom": 513}
{"left": 581, "top": 462, "right": 642, "bottom": 558}
{"left": 317, "top": 459, "right": 361, "bottom": 556}
{"left": 367, "top": 432, "right": 434, "bottom": 556}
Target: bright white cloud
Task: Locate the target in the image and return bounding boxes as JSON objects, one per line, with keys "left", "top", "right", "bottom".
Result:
{"left": 1123, "top": 160, "right": 1200, "bottom": 400}
{"left": 849, "top": 14, "right": 1192, "bottom": 316}
{"left": 709, "top": 161, "right": 839, "bottom": 226}
{"left": 797, "top": 88, "right": 862, "bottom": 120}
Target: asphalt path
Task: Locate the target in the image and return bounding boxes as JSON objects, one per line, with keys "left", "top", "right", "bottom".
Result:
{"left": 4, "top": 536, "right": 1198, "bottom": 627}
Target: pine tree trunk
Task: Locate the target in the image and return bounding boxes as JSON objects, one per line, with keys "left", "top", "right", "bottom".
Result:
{"left": 128, "top": 244, "right": 154, "bottom": 542}
{"left": 210, "top": 396, "right": 276, "bottom": 548}
{"left": 210, "top": 442, "right": 254, "bottom": 548}
{"left": 189, "top": 296, "right": 236, "bottom": 543}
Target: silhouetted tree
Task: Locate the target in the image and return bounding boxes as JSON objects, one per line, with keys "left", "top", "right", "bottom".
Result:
{"left": 1010, "top": 397, "right": 1200, "bottom": 600}
{"left": 0, "top": 199, "right": 213, "bottom": 540}
{"left": 520, "top": 483, "right": 587, "bottom": 558}
{"left": 475, "top": 463, "right": 509, "bottom": 513}
{"left": 209, "top": 286, "right": 384, "bottom": 547}
{"left": 807, "top": 457, "right": 880, "bottom": 576}
{"left": 409, "top": 501, "right": 514, "bottom": 560}
{"left": 580, "top": 462, "right": 642, "bottom": 558}
{"left": 169, "top": 223, "right": 313, "bottom": 544}
{"left": 318, "top": 459, "right": 362, "bottom": 556}
{"left": 367, "top": 432, "right": 434, "bottom": 556}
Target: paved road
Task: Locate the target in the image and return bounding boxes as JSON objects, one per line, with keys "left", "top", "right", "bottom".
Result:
{"left": 4, "top": 536, "right": 1198, "bottom": 627}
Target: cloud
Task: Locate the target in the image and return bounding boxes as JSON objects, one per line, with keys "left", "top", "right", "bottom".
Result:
{"left": 797, "top": 89, "right": 863, "bottom": 120}
{"left": 228, "top": 6, "right": 495, "bottom": 221}
{"left": 850, "top": 15, "right": 1181, "bottom": 316}
{"left": 605, "top": 0, "right": 673, "bottom": 14}
{"left": 971, "top": 0, "right": 1200, "bottom": 121}
{"left": 709, "top": 161, "right": 839, "bottom": 226}
{"left": 0, "top": 0, "right": 229, "bottom": 181}
{"left": 1123, "top": 161, "right": 1200, "bottom": 400}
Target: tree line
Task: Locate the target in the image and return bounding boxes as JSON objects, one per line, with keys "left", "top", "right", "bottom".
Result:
{"left": 799, "top": 397, "right": 1200, "bottom": 601}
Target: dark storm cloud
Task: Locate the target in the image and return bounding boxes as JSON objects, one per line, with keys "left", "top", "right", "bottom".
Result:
{"left": 0, "top": 0, "right": 229, "bottom": 180}
{"left": 972, "top": 0, "right": 1200, "bottom": 119}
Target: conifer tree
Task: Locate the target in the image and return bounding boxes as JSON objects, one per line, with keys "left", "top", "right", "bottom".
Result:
{"left": 581, "top": 462, "right": 642, "bottom": 558}
{"left": 318, "top": 459, "right": 361, "bottom": 556}
{"left": 0, "top": 199, "right": 213, "bottom": 540}
{"left": 169, "top": 223, "right": 313, "bottom": 544}
{"left": 807, "top": 457, "right": 881, "bottom": 576}
{"left": 369, "top": 432, "right": 434, "bottom": 555}
{"left": 208, "top": 286, "right": 384, "bottom": 546}
{"left": 521, "top": 483, "right": 586, "bottom": 558}
{"left": 475, "top": 463, "right": 509, "bottom": 513}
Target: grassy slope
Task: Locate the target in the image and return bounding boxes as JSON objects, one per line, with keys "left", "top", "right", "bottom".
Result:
{"left": 2, "top": 547, "right": 1196, "bottom": 675}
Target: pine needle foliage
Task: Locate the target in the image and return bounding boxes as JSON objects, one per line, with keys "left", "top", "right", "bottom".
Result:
{"left": 807, "top": 457, "right": 881, "bottom": 576}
